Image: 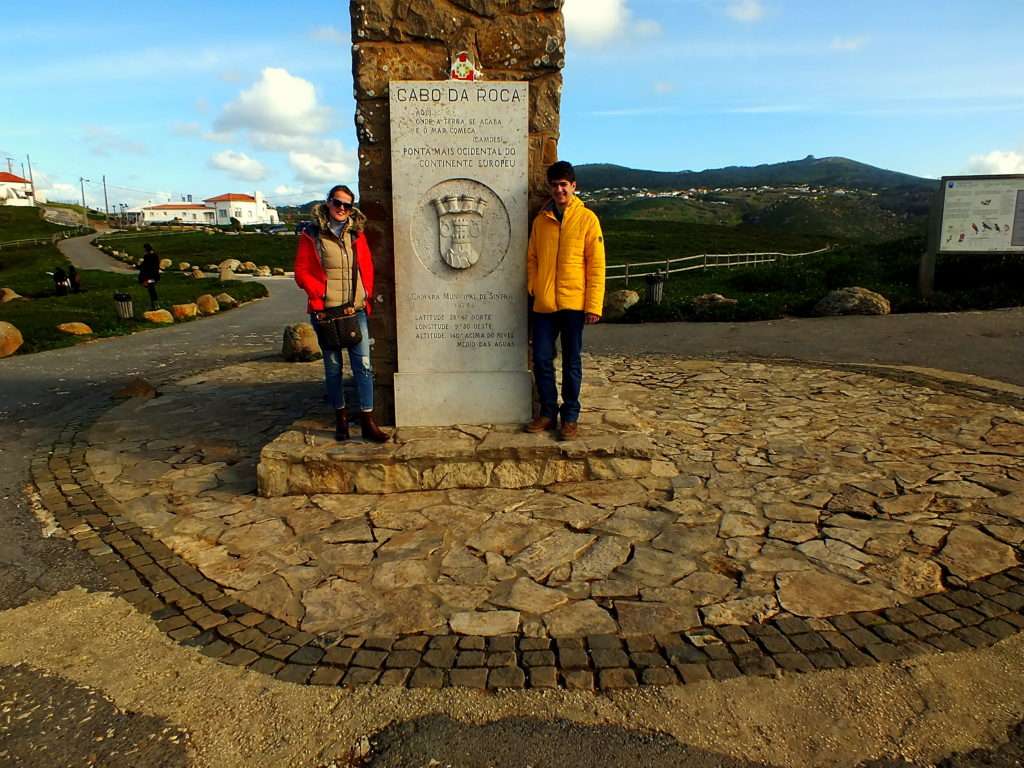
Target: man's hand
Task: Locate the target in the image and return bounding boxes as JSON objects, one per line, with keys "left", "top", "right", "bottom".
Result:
{"left": 585, "top": 313, "right": 601, "bottom": 325}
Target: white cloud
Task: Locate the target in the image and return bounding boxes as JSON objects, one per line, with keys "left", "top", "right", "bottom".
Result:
{"left": 654, "top": 81, "right": 675, "bottom": 95}
{"left": 172, "top": 121, "right": 202, "bottom": 137}
{"left": 967, "top": 150, "right": 1024, "bottom": 175}
{"left": 275, "top": 184, "right": 303, "bottom": 196}
{"left": 563, "top": 0, "right": 660, "bottom": 46}
{"left": 310, "top": 25, "right": 347, "bottom": 44}
{"left": 215, "top": 68, "right": 331, "bottom": 138}
{"left": 209, "top": 150, "right": 267, "bottom": 181}
{"left": 831, "top": 35, "right": 868, "bottom": 52}
{"left": 288, "top": 150, "right": 354, "bottom": 186}
{"left": 83, "top": 125, "right": 147, "bottom": 156}
{"left": 726, "top": 0, "right": 766, "bottom": 23}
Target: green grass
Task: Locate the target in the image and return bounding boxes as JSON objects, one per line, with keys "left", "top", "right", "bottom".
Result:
{"left": 603, "top": 219, "right": 829, "bottom": 267}
{"left": 98, "top": 231, "right": 296, "bottom": 271}
{"left": 621, "top": 237, "right": 1024, "bottom": 323}
{"left": 0, "top": 243, "right": 267, "bottom": 354}
{"left": 0, "top": 207, "right": 76, "bottom": 242}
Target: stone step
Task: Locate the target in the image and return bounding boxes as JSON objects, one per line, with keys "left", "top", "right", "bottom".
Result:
{"left": 257, "top": 418, "right": 666, "bottom": 497}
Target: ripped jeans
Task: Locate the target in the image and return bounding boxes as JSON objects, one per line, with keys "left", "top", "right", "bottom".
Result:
{"left": 311, "top": 310, "right": 374, "bottom": 412}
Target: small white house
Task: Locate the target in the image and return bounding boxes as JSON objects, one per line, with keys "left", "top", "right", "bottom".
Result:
{"left": 140, "top": 203, "right": 217, "bottom": 225}
{"left": 0, "top": 172, "right": 36, "bottom": 207}
{"left": 203, "top": 192, "right": 280, "bottom": 226}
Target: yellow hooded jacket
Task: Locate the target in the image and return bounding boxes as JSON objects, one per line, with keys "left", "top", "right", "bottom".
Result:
{"left": 527, "top": 195, "right": 606, "bottom": 316}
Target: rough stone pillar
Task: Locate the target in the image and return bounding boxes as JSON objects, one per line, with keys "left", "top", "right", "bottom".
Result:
{"left": 350, "top": 0, "right": 565, "bottom": 423}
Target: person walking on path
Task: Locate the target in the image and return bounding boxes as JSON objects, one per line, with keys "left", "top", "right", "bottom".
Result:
{"left": 525, "top": 161, "right": 606, "bottom": 440}
{"left": 294, "top": 184, "right": 389, "bottom": 443}
{"left": 138, "top": 243, "right": 160, "bottom": 309}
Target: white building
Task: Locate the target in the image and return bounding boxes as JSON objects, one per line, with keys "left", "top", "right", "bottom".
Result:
{"left": 140, "top": 203, "right": 217, "bottom": 225}
{"left": 203, "top": 192, "right": 280, "bottom": 226}
{"left": 0, "top": 172, "right": 36, "bottom": 207}
{"left": 135, "top": 192, "right": 279, "bottom": 227}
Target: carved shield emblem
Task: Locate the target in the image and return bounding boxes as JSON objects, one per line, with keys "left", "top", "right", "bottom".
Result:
{"left": 433, "top": 195, "right": 488, "bottom": 270}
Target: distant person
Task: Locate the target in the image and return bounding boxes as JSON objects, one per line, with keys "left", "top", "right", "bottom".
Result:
{"left": 139, "top": 243, "right": 160, "bottom": 309}
{"left": 525, "top": 161, "right": 606, "bottom": 440}
{"left": 67, "top": 264, "right": 81, "bottom": 293}
{"left": 51, "top": 267, "right": 71, "bottom": 296}
{"left": 294, "top": 184, "right": 388, "bottom": 444}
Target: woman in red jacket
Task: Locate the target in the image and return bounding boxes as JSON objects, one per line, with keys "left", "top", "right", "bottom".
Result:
{"left": 294, "top": 184, "right": 388, "bottom": 442}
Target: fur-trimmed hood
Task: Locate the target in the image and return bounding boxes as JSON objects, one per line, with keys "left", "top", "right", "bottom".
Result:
{"left": 309, "top": 201, "right": 367, "bottom": 235}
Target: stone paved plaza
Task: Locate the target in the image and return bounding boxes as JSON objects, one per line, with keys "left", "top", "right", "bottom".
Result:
{"left": 60, "top": 355, "right": 1023, "bottom": 663}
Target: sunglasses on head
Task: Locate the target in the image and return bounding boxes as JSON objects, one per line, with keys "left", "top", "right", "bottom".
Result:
{"left": 329, "top": 198, "right": 354, "bottom": 211}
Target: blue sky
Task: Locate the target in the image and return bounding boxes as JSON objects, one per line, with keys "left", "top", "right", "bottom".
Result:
{"left": 3, "top": 0, "right": 1022, "bottom": 209}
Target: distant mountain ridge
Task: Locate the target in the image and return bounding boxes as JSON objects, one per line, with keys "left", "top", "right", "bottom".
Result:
{"left": 576, "top": 156, "right": 933, "bottom": 192}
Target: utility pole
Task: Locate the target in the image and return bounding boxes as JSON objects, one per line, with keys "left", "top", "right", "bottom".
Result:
{"left": 102, "top": 175, "right": 110, "bottom": 222}
{"left": 26, "top": 155, "right": 35, "bottom": 202}
{"left": 79, "top": 177, "right": 90, "bottom": 228}
{"left": 4, "top": 157, "right": 12, "bottom": 174}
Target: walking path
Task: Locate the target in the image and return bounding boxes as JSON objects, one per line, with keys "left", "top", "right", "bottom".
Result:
{"left": 56, "top": 231, "right": 138, "bottom": 273}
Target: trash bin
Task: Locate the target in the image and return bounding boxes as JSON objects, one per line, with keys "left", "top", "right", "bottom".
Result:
{"left": 644, "top": 273, "right": 666, "bottom": 305}
{"left": 114, "top": 292, "right": 134, "bottom": 320}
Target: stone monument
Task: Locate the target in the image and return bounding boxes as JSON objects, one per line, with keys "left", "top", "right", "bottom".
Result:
{"left": 390, "top": 82, "right": 531, "bottom": 425}
{"left": 349, "top": 0, "right": 566, "bottom": 423}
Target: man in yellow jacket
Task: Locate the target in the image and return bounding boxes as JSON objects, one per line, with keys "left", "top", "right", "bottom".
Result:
{"left": 525, "top": 161, "right": 606, "bottom": 440}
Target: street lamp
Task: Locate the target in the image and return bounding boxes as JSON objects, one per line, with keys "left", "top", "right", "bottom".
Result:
{"left": 79, "top": 177, "right": 90, "bottom": 228}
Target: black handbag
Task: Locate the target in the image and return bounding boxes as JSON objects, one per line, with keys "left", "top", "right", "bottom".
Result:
{"left": 313, "top": 237, "right": 363, "bottom": 351}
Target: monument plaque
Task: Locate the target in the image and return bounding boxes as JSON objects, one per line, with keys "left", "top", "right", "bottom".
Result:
{"left": 390, "top": 81, "right": 532, "bottom": 426}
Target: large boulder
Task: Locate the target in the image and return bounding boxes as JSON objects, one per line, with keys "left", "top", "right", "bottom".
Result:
{"left": 255, "top": 265, "right": 272, "bottom": 277}
{"left": 143, "top": 309, "right": 174, "bottom": 324}
{"left": 0, "top": 321, "right": 23, "bottom": 357}
{"left": 189, "top": 266, "right": 204, "bottom": 280}
{"left": 282, "top": 323, "right": 322, "bottom": 362}
{"left": 218, "top": 266, "right": 236, "bottom": 282}
{"left": 602, "top": 289, "right": 640, "bottom": 320}
{"left": 159, "top": 258, "right": 172, "bottom": 270}
{"left": 241, "top": 261, "right": 258, "bottom": 273}
{"left": 0, "top": 287, "right": 23, "bottom": 303}
{"left": 196, "top": 294, "right": 220, "bottom": 315}
{"left": 215, "top": 292, "right": 239, "bottom": 308}
{"left": 272, "top": 267, "right": 286, "bottom": 276}
{"left": 171, "top": 303, "right": 198, "bottom": 321}
{"left": 693, "top": 293, "right": 737, "bottom": 311}
{"left": 815, "top": 287, "right": 891, "bottom": 316}
{"left": 178, "top": 262, "right": 191, "bottom": 271}
{"left": 218, "top": 258, "right": 241, "bottom": 272}
{"left": 56, "top": 322, "right": 93, "bottom": 336}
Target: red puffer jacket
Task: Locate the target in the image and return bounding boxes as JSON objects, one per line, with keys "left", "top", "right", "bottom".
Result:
{"left": 294, "top": 227, "right": 375, "bottom": 314}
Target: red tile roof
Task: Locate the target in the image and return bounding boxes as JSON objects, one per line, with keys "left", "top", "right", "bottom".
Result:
{"left": 204, "top": 193, "right": 256, "bottom": 203}
{"left": 0, "top": 172, "right": 31, "bottom": 184}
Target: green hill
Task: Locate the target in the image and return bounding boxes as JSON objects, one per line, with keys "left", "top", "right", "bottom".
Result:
{"left": 577, "top": 156, "right": 933, "bottom": 192}
{"left": 0, "top": 207, "right": 74, "bottom": 242}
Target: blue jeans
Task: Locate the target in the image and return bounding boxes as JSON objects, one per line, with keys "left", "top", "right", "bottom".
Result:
{"left": 532, "top": 310, "right": 585, "bottom": 424}
{"left": 312, "top": 310, "right": 374, "bottom": 412}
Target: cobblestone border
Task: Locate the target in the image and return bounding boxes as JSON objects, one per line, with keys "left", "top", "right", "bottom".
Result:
{"left": 28, "top": 362, "right": 1024, "bottom": 691}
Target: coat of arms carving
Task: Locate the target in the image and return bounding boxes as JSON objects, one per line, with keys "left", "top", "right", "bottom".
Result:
{"left": 433, "top": 194, "right": 488, "bottom": 270}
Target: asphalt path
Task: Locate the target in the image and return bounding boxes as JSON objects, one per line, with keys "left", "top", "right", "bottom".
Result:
{"left": 57, "top": 232, "right": 135, "bottom": 273}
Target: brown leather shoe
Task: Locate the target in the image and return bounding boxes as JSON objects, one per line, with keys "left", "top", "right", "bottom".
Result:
{"left": 525, "top": 415, "right": 556, "bottom": 433}
{"left": 559, "top": 421, "right": 579, "bottom": 440}
{"left": 334, "top": 407, "right": 350, "bottom": 442}
{"left": 359, "top": 411, "right": 389, "bottom": 443}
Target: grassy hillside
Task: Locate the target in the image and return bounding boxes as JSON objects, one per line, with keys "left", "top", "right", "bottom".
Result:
{"left": 98, "top": 231, "right": 296, "bottom": 271}
{"left": 742, "top": 195, "right": 927, "bottom": 242}
{"left": 578, "top": 155, "right": 933, "bottom": 192}
{"left": 623, "top": 237, "right": 1024, "bottom": 323}
{"left": 603, "top": 219, "right": 829, "bottom": 266}
{"left": 0, "top": 242, "right": 267, "bottom": 353}
{"left": 0, "top": 207, "right": 74, "bottom": 242}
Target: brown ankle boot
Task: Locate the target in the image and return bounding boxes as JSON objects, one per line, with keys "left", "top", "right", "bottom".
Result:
{"left": 334, "top": 408, "right": 349, "bottom": 441}
{"left": 360, "top": 411, "right": 389, "bottom": 443}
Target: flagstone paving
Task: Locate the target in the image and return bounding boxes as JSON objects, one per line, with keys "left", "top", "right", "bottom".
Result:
{"left": 30, "top": 355, "right": 1024, "bottom": 688}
